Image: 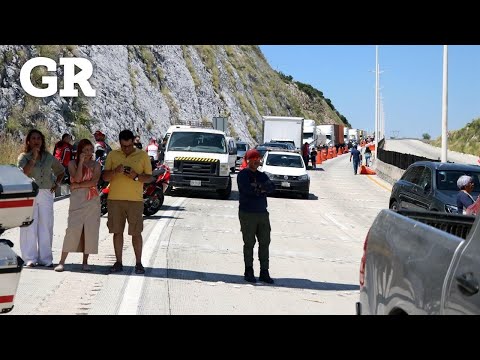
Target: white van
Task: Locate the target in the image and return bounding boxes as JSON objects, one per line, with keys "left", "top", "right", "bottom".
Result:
{"left": 164, "top": 128, "right": 236, "bottom": 199}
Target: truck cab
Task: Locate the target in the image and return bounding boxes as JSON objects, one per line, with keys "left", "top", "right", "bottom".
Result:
{"left": 164, "top": 128, "right": 233, "bottom": 199}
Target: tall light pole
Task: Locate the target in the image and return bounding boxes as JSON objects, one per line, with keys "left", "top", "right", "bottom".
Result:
{"left": 441, "top": 45, "right": 448, "bottom": 162}
{"left": 375, "top": 45, "right": 379, "bottom": 159}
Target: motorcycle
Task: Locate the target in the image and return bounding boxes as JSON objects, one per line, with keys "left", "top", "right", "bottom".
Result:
{"left": 99, "top": 163, "right": 170, "bottom": 217}
{"left": 143, "top": 163, "right": 170, "bottom": 216}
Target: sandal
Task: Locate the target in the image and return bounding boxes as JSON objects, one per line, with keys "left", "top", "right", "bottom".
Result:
{"left": 82, "top": 264, "right": 92, "bottom": 272}
{"left": 54, "top": 264, "right": 64, "bottom": 272}
{"left": 109, "top": 261, "right": 123, "bottom": 273}
{"left": 135, "top": 263, "right": 145, "bottom": 274}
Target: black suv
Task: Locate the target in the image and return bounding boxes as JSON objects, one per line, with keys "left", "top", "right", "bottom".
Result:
{"left": 389, "top": 161, "right": 480, "bottom": 213}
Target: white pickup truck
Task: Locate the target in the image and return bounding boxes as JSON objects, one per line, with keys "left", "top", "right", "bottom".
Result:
{"left": 163, "top": 127, "right": 235, "bottom": 199}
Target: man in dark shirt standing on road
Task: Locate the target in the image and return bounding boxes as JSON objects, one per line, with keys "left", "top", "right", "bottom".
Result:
{"left": 350, "top": 145, "right": 362, "bottom": 175}
{"left": 237, "top": 149, "right": 275, "bottom": 284}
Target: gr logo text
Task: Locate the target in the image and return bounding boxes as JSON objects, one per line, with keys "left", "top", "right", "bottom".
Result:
{"left": 20, "top": 57, "right": 96, "bottom": 98}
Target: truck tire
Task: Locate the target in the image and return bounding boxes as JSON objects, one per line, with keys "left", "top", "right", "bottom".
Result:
{"left": 390, "top": 201, "right": 399, "bottom": 211}
{"left": 217, "top": 178, "right": 232, "bottom": 200}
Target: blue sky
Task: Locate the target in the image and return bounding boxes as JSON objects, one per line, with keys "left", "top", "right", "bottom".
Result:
{"left": 260, "top": 45, "right": 480, "bottom": 139}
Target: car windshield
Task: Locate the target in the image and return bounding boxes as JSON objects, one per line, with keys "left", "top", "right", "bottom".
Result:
{"left": 237, "top": 143, "right": 247, "bottom": 151}
{"left": 266, "top": 154, "right": 304, "bottom": 168}
{"left": 263, "top": 142, "right": 290, "bottom": 149}
{"left": 167, "top": 132, "right": 227, "bottom": 153}
{"left": 436, "top": 170, "right": 480, "bottom": 191}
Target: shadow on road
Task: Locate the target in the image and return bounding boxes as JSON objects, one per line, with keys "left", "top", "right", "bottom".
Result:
{"left": 168, "top": 189, "right": 239, "bottom": 201}
{"left": 51, "top": 265, "right": 358, "bottom": 291}
{"left": 155, "top": 205, "right": 186, "bottom": 212}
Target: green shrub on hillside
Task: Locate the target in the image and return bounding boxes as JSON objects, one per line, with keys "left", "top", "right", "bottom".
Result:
{"left": 431, "top": 118, "right": 480, "bottom": 156}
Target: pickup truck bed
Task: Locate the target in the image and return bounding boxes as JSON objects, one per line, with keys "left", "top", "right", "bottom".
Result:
{"left": 397, "top": 210, "right": 474, "bottom": 239}
{"left": 358, "top": 209, "right": 480, "bottom": 315}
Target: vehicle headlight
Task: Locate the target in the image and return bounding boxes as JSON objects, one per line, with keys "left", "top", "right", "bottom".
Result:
{"left": 445, "top": 204, "right": 458, "bottom": 213}
{"left": 263, "top": 171, "right": 273, "bottom": 179}
{"left": 298, "top": 174, "right": 309, "bottom": 181}
{"left": 165, "top": 160, "right": 174, "bottom": 169}
{"left": 220, "top": 163, "right": 229, "bottom": 176}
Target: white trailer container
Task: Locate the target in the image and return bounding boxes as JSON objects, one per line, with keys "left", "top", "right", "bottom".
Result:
{"left": 262, "top": 116, "right": 304, "bottom": 151}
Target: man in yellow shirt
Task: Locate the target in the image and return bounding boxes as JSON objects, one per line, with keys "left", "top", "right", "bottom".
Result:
{"left": 103, "top": 130, "right": 153, "bottom": 274}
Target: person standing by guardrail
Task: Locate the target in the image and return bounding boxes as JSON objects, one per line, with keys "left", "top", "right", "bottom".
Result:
{"left": 237, "top": 149, "right": 275, "bottom": 284}
{"left": 17, "top": 129, "right": 65, "bottom": 268}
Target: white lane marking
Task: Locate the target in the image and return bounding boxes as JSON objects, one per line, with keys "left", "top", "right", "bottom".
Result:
{"left": 323, "top": 212, "right": 348, "bottom": 231}
{"left": 118, "top": 197, "right": 186, "bottom": 315}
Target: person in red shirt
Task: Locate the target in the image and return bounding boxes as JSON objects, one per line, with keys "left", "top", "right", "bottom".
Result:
{"left": 54, "top": 134, "right": 73, "bottom": 168}
{"left": 54, "top": 134, "right": 73, "bottom": 184}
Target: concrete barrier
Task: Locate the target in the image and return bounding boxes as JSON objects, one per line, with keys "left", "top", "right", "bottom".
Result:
{"left": 372, "top": 159, "right": 405, "bottom": 186}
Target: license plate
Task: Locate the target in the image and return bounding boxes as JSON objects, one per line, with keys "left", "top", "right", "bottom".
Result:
{"left": 281, "top": 181, "right": 290, "bottom": 188}
{"left": 190, "top": 180, "right": 201, "bottom": 186}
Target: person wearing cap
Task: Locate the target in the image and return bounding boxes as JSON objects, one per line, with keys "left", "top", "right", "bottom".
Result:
{"left": 237, "top": 148, "right": 275, "bottom": 284}
{"left": 93, "top": 130, "right": 112, "bottom": 155}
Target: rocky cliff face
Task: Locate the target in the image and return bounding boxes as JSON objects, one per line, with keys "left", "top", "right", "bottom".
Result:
{"left": 0, "top": 45, "right": 346, "bottom": 146}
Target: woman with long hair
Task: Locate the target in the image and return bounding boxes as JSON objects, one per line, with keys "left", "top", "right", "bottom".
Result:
{"left": 55, "top": 139, "right": 101, "bottom": 272}
{"left": 17, "top": 129, "right": 65, "bottom": 267}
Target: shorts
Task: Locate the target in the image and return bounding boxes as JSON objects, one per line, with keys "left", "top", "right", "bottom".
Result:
{"left": 107, "top": 200, "right": 144, "bottom": 236}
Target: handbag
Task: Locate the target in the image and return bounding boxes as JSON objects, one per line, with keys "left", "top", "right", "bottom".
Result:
{"left": 466, "top": 197, "right": 480, "bottom": 216}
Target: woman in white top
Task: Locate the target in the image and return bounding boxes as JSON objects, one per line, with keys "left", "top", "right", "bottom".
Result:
{"left": 145, "top": 137, "right": 159, "bottom": 161}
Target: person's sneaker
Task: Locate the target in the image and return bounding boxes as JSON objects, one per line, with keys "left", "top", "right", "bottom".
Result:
{"left": 135, "top": 263, "right": 145, "bottom": 274}
{"left": 259, "top": 269, "right": 274, "bottom": 284}
{"left": 244, "top": 266, "right": 257, "bottom": 283}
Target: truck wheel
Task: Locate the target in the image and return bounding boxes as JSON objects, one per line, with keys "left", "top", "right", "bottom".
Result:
{"left": 390, "top": 201, "right": 399, "bottom": 211}
{"left": 217, "top": 178, "right": 232, "bottom": 200}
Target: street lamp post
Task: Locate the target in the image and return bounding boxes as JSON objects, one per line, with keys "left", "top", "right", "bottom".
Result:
{"left": 441, "top": 45, "right": 448, "bottom": 162}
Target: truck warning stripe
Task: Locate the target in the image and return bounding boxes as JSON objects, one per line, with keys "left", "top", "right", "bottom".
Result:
{"left": 175, "top": 157, "right": 219, "bottom": 162}
{"left": 0, "top": 199, "right": 34, "bottom": 208}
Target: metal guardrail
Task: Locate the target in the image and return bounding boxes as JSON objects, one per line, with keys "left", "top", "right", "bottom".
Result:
{"left": 377, "top": 138, "right": 438, "bottom": 170}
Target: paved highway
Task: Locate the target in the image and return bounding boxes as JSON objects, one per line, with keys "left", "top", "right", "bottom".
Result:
{"left": 3, "top": 153, "right": 393, "bottom": 315}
